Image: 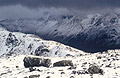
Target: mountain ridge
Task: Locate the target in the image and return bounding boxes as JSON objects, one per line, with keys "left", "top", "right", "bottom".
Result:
{"left": 0, "top": 27, "right": 85, "bottom": 57}
{"left": 0, "top": 13, "right": 120, "bottom": 52}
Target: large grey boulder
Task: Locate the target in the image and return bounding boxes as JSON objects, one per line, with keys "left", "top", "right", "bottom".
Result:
{"left": 23, "top": 56, "right": 51, "bottom": 68}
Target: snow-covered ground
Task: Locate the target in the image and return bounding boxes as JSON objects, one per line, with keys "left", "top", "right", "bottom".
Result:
{"left": 0, "top": 50, "right": 120, "bottom": 78}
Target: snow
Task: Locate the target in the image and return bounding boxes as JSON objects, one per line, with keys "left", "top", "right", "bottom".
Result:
{"left": 0, "top": 50, "right": 120, "bottom": 78}
{"left": 0, "top": 27, "right": 85, "bottom": 57}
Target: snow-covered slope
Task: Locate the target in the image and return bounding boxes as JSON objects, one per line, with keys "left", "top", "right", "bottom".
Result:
{"left": 1, "top": 13, "right": 120, "bottom": 52}
{"left": 0, "top": 15, "right": 83, "bottom": 37}
{"left": 0, "top": 27, "right": 85, "bottom": 57}
{"left": 0, "top": 50, "right": 120, "bottom": 78}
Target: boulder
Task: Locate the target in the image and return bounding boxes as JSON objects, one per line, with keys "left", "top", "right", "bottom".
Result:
{"left": 23, "top": 56, "right": 51, "bottom": 68}
{"left": 29, "top": 75, "right": 40, "bottom": 78}
{"left": 53, "top": 60, "right": 73, "bottom": 67}
{"left": 35, "top": 45, "right": 49, "bottom": 56}
{"left": 88, "top": 65, "right": 103, "bottom": 75}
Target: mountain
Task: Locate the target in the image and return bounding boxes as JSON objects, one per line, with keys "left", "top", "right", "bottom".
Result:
{"left": 0, "top": 13, "right": 120, "bottom": 52}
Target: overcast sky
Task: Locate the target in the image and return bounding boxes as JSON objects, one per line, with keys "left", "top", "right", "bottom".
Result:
{"left": 0, "top": 0, "right": 120, "bottom": 19}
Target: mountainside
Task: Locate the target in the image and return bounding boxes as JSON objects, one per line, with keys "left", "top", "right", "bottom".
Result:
{"left": 0, "top": 13, "right": 120, "bottom": 52}
{"left": 0, "top": 27, "right": 85, "bottom": 57}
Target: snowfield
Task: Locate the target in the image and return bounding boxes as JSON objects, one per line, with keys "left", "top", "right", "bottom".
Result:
{"left": 0, "top": 50, "right": 120, "bottom": 78}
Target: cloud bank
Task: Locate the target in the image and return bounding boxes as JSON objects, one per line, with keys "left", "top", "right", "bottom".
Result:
{"left": 0, "top": 0, "right": 120, "bottom": 9}
{"left": 0, "top": 0, "right": 120, "bottom": 19}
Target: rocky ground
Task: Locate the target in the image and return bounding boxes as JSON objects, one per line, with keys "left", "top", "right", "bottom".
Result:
{"left": 0, "top": 50, "right": 120, "bottom": 78}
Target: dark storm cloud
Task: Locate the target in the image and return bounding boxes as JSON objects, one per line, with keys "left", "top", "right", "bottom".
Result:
{"left": 0, "top": 0, "right": 120, "bottom": 9}
{"left": 0, "top": 0, "right": 120, "bottom": 19}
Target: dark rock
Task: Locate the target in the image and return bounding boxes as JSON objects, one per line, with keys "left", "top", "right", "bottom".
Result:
{"left": 53, "top": 60, "right": 73, "bottom": 67}
{"left": 72, "top": 70, "right": 88, "bottom": 75}
{"left": 28, "top": 44, "right": 33, "bottom": 51}
{"left": 106, "top": 64, "right": 111, "bottom": 67}
{"left": 0, "top": 71, "right": 12, "bottom": 76}
{"left": 72, "top": 71, "right": 77, "bottom": 74}
{"left": 94, "top": 18, "right": 102, "bottom": 26}
{"left": 46, "top": 76, "right": 50, "bottom": 78}
{"left": 88, "top": 65, "right": 104, "bottom": 75}
{"left": 97, "top": 56, "right": 102, "bottom": 59}
{"left": 68, "top": 66, "right": 76, "bottom": 70}
{"left": 29, "top": 75, "right": 40, "bottom": 78}
{"left": 77, "top": 70, "right": 88, "bottom": 75}
{"left": 59, "top": 69, "right": 63, "bottom": 71}
{"left": 6, "top": 33, "right": 19, "bottom": 47}
{"left": 16, "top": 66, "right": 19, "bottom": 68}
{"left": 61, "top": 72, "right": 65, "bottom": 74}
{"left": 62, "top": 15, "right": 73, "bottom": 19}
{"left": 29, "top": 67, "right": 36, "bottom": 72}
{"left": 83, "top": 62, "right": 87, "bottom": 64}
{"left": 66, "top": 54, "right": 73, "bottom": 57}
{"left": 103, "top": 60, "right": 106, "bottom": 62}
{"left": 70, "top": 76, "right": 75, "bottom": 78}
{"left": 35, "top": 45, "right": 49, "bottom": 56}
{"left": 0, "top": 72, "right": 7, "bottom": 76}
{"left": 23, "top": 56, "right": 51, "bottom": 68}
{"left": 36, "top": 69, "right": 43, "bottom": 72}
{"left": 6, "top": 52, "right": 15, "bottom": 56}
